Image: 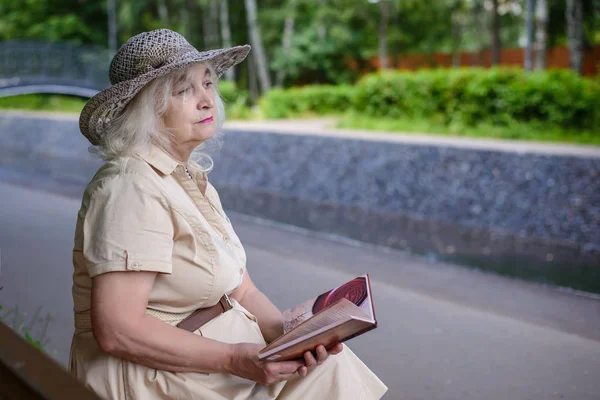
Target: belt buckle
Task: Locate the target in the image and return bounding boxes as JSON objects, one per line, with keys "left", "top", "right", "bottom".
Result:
{"left": 220, "top": 293, "right": 233, "bottom": 311}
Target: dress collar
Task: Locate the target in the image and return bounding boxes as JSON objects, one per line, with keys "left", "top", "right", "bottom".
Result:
{"left": 135, "top": 144, "right": 181, "bottom": 176}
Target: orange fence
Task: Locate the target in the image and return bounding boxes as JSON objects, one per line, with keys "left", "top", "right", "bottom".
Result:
{"left": 369, "top": 45, "right": 600, "bottom": 76}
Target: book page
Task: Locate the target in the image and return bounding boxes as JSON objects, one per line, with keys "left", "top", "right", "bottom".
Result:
{"left": 359, "top": 277, "right": 374, "bottom": 321}
{"left": 267, "top": 300, "right": 352, "bottom": 349}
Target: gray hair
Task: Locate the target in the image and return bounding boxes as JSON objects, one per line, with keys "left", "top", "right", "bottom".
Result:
{"left": 89, "top": 62, "right": 226, "bottom": 173}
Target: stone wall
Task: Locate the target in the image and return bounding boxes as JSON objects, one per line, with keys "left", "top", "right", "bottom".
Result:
{"left": 1, "top": 112, "right": 598, "bottom": 292}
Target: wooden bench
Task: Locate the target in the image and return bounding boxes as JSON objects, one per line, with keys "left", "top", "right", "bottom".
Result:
{"left": 0, "top": 321, "right": 101, "bottom": 399}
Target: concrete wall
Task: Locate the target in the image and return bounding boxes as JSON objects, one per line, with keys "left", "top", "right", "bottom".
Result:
{"left": 1, "top": 112, "right": 598, "bottom": 292}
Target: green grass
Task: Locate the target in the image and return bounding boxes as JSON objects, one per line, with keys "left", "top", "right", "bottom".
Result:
{"left": 0, "top": 94, "right": 86, "bottom": 114}
{"left": 0, "top": 303, "right": 48, "bottom": 352}
{"left": 336, "top": 112, "right": 600, "bottom": 145}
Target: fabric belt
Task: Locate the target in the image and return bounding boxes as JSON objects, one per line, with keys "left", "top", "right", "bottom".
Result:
{"left": 176, "top": 294, "right": 233, "bottom": 332}
{"left": 74, "top": 294, "right": 234, "bottom": 333}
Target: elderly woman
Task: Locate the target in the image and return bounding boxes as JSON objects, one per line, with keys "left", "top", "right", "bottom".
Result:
{"left": 69, "top": 29, "right": 387, "bottom": 399}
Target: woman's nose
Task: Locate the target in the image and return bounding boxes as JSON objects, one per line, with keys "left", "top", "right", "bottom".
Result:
{"left": 198, "top": 92, "right": 215, "bottom": 109}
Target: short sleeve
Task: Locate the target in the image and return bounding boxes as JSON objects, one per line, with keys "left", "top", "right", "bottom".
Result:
{"left": 82, "top": 174, "right": 174, "bottom": 278}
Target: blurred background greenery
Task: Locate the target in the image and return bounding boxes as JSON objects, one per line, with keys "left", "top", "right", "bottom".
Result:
{"left": 0, "top": 0, "right": 598, "bottom": 143}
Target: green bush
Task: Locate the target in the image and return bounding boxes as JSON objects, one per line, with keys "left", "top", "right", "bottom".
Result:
{"left": 218, "top": 80, "right": 254, "bottom": 120}
{"left": 0, "top": 94, "right": 86, "bottom": 113}
{"left": 353, "top": 67, "right": 600, "bottom": 131}
{"left": 218, "top": 80, "right": 249, "bottom": 106}
{"left": 259, "top": 85, "right": 354, "bottom": 119}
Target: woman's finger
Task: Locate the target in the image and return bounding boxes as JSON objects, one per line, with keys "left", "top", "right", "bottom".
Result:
{"left": 328, "top": 343, "right": 344, "bottom": 355}
{"left": 303, "top": 350, "right": 318, "bottom": 369}
{"left": 276, "top": 370, "right": 299, "bottom": 381}
{"left": 315, "top": 345, "right": 328, "bottom": 364}
{"left": 266, "top": 360, "right": 304, "bottom": 376}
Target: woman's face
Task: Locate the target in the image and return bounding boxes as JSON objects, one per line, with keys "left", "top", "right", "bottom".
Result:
{"left": 162, "top": 63, "right": 216, "bottom": 155}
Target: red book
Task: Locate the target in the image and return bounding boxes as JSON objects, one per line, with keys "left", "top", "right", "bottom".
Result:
{"left": 258, "top": 274, "right": 378, "bottom": 361}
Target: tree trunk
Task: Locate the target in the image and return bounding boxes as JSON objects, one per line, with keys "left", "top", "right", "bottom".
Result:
{"left": 534, "top": 0, "right": 548, "bottom": 70}
{"left": 451, "top": 1, "right": 462, "bottom": 67}
{"left": 317, "top": 0, "right": 328, "bottom": 41}
{"left": 566, "top": 0, "right": 584, "bottom": 74}
{"left": 179, "top": 7, "right": 189, "bottom": 38}
{"left": 244, "top": 0, "right": 271, "bottom": 93}
{"left": 178, "top": 0, "right": 193, "bottom": 40}
{"left": 276, "top": 0, "right": 297, "bottom": 87}
{"left": 378, "top": 0, "right": 390, "bottom": 69}
{"left": 390, "top": 1, "right": 400, "bottom": 68}
{"left": 490, "top": 0, "right": 501, "bottom": 65}
{"left": 471, "top": 0, "right": 486, "bottom": 66}
{"left": 107, "top": 0, "right": 117, "bottom": 58}
{"left": 202, "top": 0, "right": 219, "bottom": 49}
{"left": 219, "top": 0, "right": 234, "bottom": 81}
{"left": 524, "top": 0, "right": 536, "bottom": 71}
{"left": 157, "top": 0, "right": 169, "bottom": 26}
{"left": 248, "top": 53, "right": 260, "bottom": 104}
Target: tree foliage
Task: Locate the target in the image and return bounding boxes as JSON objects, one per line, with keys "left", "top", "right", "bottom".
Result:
{"left": 0, "top": 0, "right": 597, "bottom": 87}
{"left": 0, "top": 0, "right": 105, "bottom": 44}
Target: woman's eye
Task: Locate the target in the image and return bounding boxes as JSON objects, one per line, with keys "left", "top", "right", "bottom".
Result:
{"left": 204, "top": 81, "right": 213, "bottom": 88}
{"left": 177, "top": 86, "right": 191, "bottom": 95}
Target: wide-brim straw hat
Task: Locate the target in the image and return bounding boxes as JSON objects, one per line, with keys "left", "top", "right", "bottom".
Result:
{"left": 79, "top": 28, "right": 251, "bottom": 145}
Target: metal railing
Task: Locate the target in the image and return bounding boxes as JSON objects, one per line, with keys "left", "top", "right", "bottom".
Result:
{"left": 0, "top": 41, "right": 110, "bottom": 98}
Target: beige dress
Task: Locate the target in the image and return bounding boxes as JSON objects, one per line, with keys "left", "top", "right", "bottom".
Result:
{"left": 69, "top": 144, "right": 388, "bottom": 400}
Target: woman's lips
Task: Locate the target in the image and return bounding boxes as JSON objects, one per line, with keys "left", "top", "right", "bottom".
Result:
{"left": 198, "top": 116, "right": 214, "bottom": 124}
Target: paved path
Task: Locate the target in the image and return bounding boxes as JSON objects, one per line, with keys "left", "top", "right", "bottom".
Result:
{"left": 1, "top": 176, "right": 600, "bottom": 399}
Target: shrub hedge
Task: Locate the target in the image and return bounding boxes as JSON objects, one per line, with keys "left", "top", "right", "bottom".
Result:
{"left": 218, "top": 80, "right": 248, "bottom": 106}
{"left": 258, "top": 68, "right": 599, "bottom": 132}
{"left": 259, "top": 85, "right": 355, "bottom": 118}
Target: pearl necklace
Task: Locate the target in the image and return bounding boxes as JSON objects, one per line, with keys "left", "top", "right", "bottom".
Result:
{"left": 185, "top": 166, "right": 193, "bottom": 180}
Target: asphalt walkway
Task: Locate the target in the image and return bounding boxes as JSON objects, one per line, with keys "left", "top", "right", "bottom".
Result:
{"left": 1, "top": 175, "right": 599, "bottom": 400}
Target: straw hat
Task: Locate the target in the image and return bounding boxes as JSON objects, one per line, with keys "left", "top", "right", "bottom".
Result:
{"left": 79, "top": 29, "right": 250, "bottom": 145}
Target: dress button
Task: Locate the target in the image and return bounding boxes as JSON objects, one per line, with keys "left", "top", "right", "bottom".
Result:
{"left": 223, "top": 235, "right": 230, "bottom": 242}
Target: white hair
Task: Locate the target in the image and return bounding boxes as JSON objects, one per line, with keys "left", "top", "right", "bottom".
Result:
{"left": 89, "top": 62, "right": 226, "bottom": 173}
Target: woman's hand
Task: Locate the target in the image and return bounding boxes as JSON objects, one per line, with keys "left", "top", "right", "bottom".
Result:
{"left": 229, "top": 342, "right": 344, "bottom": 384}
{"left": 297, "top": 343, "right": 344, "bottom": 377}
{"left": 230, "top": 343, "right": 305, "bottom": 385}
